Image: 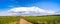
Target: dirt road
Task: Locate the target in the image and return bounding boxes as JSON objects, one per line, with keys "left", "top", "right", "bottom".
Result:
{"left": 20, "top": 18, "right": 32, "bottom": 24}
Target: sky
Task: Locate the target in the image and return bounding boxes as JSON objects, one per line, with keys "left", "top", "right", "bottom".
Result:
{"left": 0, "top": 0, "right": 60, "bottom": 16}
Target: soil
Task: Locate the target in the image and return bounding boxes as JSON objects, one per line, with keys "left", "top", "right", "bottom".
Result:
{"left": 20, "top": 18, "right": 32, "bottom": 24}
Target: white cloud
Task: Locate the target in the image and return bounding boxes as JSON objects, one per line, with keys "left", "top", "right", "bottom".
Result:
{"left": 0, "top": 6, "right": 56, "bottom": 16}
{"left": 0, "top": 11, "right": 17, "bottom": 16}
{"left": 8, "top": 6, "right": 46, "bottom": 13}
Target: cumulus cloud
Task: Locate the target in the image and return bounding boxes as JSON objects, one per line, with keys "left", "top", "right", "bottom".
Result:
{"left": 0, "top": 6, "right": 56, "bottom": 16}
{"left": 0, "top": 11, "right": 17, "bottom": 16}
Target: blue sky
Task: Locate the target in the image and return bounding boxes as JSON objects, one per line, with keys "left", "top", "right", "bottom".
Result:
{"left": 0, "top": 0, "right": 60, "bottom": 16}
{"left": 0, "top": 0, "right": 60, "bottom": 11}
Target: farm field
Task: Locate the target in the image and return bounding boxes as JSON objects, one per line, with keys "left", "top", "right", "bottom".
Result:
{"left": 0, "top": 15, "right": 60, "bottom": 24}
{"left": 0, "top": 16, "right": 20, "bottom": 24}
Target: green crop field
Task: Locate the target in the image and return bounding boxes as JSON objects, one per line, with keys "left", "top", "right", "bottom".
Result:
{"left": 22, "top": 16, "right": 60, "bottom": 24}
{"left": 0, "top": 16, "right": 20, "bottom": 24}
{"left": 0, "top": 15, "right": 60, "bottom": 24}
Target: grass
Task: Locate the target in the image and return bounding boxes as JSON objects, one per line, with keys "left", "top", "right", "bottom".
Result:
{"left": 22, "top": 15, "right": 60, "bottom": 24}
{"left": 0, "top": 16, "right": 20, "bottom": 24}
{"left": 0, "top": 15, "right": 60, "bottom": 24}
